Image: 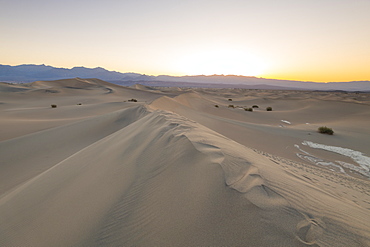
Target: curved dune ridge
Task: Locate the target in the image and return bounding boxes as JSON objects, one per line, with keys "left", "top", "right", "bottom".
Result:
{"left": 0, "top": 79, "right": 369, "bottom": 246}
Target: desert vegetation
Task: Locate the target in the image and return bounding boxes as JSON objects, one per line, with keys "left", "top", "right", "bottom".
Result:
{"left": 214, "top": 105, "right": 219, "bottom": 108}
{"left": 128, "top": 99, "right": 138, "bottom": 102}
{"left": 228, "top": 105, "right": 234, "bottom": 108}
{"left": 244, "top": 107, "right": 253, "bottom": 112}
{"left": 266, "top": 107, "right": 272, "bottom": 111}
{"left": 252, "top": 105, "right": 259, "bottom": 108}
{"left": 51, "top": 104, "right": 57, "bottom": 108}
{"left": 318, "top": 126, "right": 334, "bottom": 135}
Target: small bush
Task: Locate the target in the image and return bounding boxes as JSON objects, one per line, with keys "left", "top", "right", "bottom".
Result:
{"left": 77, "top": 103, "right": 82, "bottom": 105}
{"left": 228, "top": 105, "right": 234, "bottom": 108}
{"left": 266, "top": 107, "right": 272, "bottom": 111}
{"left": 128, "top": 99, "right": 138, "bottom": 102}
{"left": 252, "top": 105, "right": 259, "bottom": 108}
{"left": 228, "top": 99, "right": 233, "bottom": 101}
{"left": 214, "top": 105, "right": 219, "bottom": 108}
{"left": 51, "top": 104, "right": 57, "bottom": 108}
{"left": 244, "top": 107, "right": 253, "bottom": 112}
{"left": 318, "top": 126, "right": 334, "bottom": 135}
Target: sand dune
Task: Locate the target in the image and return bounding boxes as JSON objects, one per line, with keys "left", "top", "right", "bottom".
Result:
{"left": 0, "top": 79, "right": 369, "bottom": 246}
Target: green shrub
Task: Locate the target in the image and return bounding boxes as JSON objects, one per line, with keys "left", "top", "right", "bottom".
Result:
{"left": 252, "top": 105, "right": 259, "bottom": 108}
{"left": 318, "top": 126, "right": 334, "bottom": 135}
{"left": 244, "top": 107, "right": 253, "bottom": 111}
{"left": 228, "top": 105, "right": 234, "bottom": 108}
{"left": 51, "top": 104, "right": 57, "bottom": 108}
{"left": 266, "top": 107, "right": 272, "bottom": 111}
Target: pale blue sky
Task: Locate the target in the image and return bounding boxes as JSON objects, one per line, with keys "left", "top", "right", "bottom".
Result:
{"left": 1, "top": 0, "right": 369, "bottom": 81}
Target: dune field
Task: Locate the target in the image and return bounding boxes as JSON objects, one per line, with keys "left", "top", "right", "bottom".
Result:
{"left": 0, "top": 78, "right": 369, "bottom": 246}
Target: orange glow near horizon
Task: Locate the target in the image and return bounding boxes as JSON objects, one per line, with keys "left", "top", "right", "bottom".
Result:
{"left": 262, "top": 63, "right": 370, "bottom": 82}
{"left": 174, "top": 49, "right": 268, "bottom": 77}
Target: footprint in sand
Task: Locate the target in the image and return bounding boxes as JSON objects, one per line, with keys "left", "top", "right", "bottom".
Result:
{"left": 296, "top": 215, "right": 325, "bottom": 245}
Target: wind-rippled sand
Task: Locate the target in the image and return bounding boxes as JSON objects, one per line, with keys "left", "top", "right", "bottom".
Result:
{"left": 0, "top": 79, "right": 369, "bottom": 246}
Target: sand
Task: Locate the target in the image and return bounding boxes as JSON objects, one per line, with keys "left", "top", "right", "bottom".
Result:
{"left": 0, "top": 78, "right": 369, "bottom": 246}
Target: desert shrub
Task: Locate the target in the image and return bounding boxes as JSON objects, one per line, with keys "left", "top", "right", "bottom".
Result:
{"left": 228, "top": 99, "right": 232, "bottom": 101}
{"left": 252, "top": 105, "right": 259, "bottom": 108}
{"left": 318, "top": 126, "right": 334, "bottom": 135}
{"left": 51, "top": 104, "right": 57, "bottom": 108}
{"left": 77, "top": 103, "right": 82, "bottom": 105}
{"left": 266, "top": 107, "right": 272, "bottom": 111}
{"left": 244, "top": 107, "right": 253, "bottom": 111}
{"left": 228, "top": 105, "right": 234, "bottom": 108}
{"left": 128, "top": 98, "right": 138, "bottom": 102}
{"left": 214, "top": 105, "right": 219, "bottom": 108}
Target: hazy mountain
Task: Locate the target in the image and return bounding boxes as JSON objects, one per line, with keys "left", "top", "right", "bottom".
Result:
{"left": 1, "top": 64, "right": 369, "bottom": 91}
{"left": 0, "top": 64, "right": 127, "bottom": 82}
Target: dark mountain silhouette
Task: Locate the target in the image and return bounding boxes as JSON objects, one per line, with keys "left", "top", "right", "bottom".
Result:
{"left": 1, "top": 64, "right": 369, "bottom": 91}
{"left": 0, "top": 64, "right": 128, "bottom": 82}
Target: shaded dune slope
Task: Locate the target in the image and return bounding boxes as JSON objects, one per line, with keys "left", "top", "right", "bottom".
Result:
{"left": 0, "top": 105, "right": 148, "bottom": 195}
{"left": 0, "top": 82, "right": 31, "bottom": 92}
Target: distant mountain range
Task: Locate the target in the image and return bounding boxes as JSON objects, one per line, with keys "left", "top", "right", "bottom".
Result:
{"left": 1, "top": 64, "right": 369, "bottom": 91}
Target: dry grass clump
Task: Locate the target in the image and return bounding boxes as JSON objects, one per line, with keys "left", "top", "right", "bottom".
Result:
{"left": 318, "top": 126, "right": 334, "bottom": 135}
{"left": 244, "top": 107, "right": 253, "bottom": 112}
{"left": 228, "top": 105, "right": 235, "bottom": 108}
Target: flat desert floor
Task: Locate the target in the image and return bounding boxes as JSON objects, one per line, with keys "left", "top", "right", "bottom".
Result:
{"left": 0, "top": 78, "right": 369, "bottom": 246}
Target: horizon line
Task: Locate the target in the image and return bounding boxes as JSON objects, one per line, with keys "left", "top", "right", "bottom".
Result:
{"left": 2, "top": 63, "right": 370, "bottom": 84}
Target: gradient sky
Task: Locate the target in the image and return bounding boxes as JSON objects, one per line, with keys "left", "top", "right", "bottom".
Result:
{"left": 1, "top": 0, "right": 369, "bottom": 82}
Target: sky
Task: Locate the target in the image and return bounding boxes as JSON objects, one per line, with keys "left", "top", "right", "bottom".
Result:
{"left": 1, "top": 0, "right": 369, "bottom": 82}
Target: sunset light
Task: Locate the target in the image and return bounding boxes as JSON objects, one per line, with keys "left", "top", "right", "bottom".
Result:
{"left": 1, "top": 0, "right": 369, "bottom": 82}
{"left": 176, "top": 49, "right": 267, "bottom": 76}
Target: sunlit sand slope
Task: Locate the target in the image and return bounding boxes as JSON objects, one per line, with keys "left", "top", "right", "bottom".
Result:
{"left": 150, "top": 90, "right": 370, "bottom": 179}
